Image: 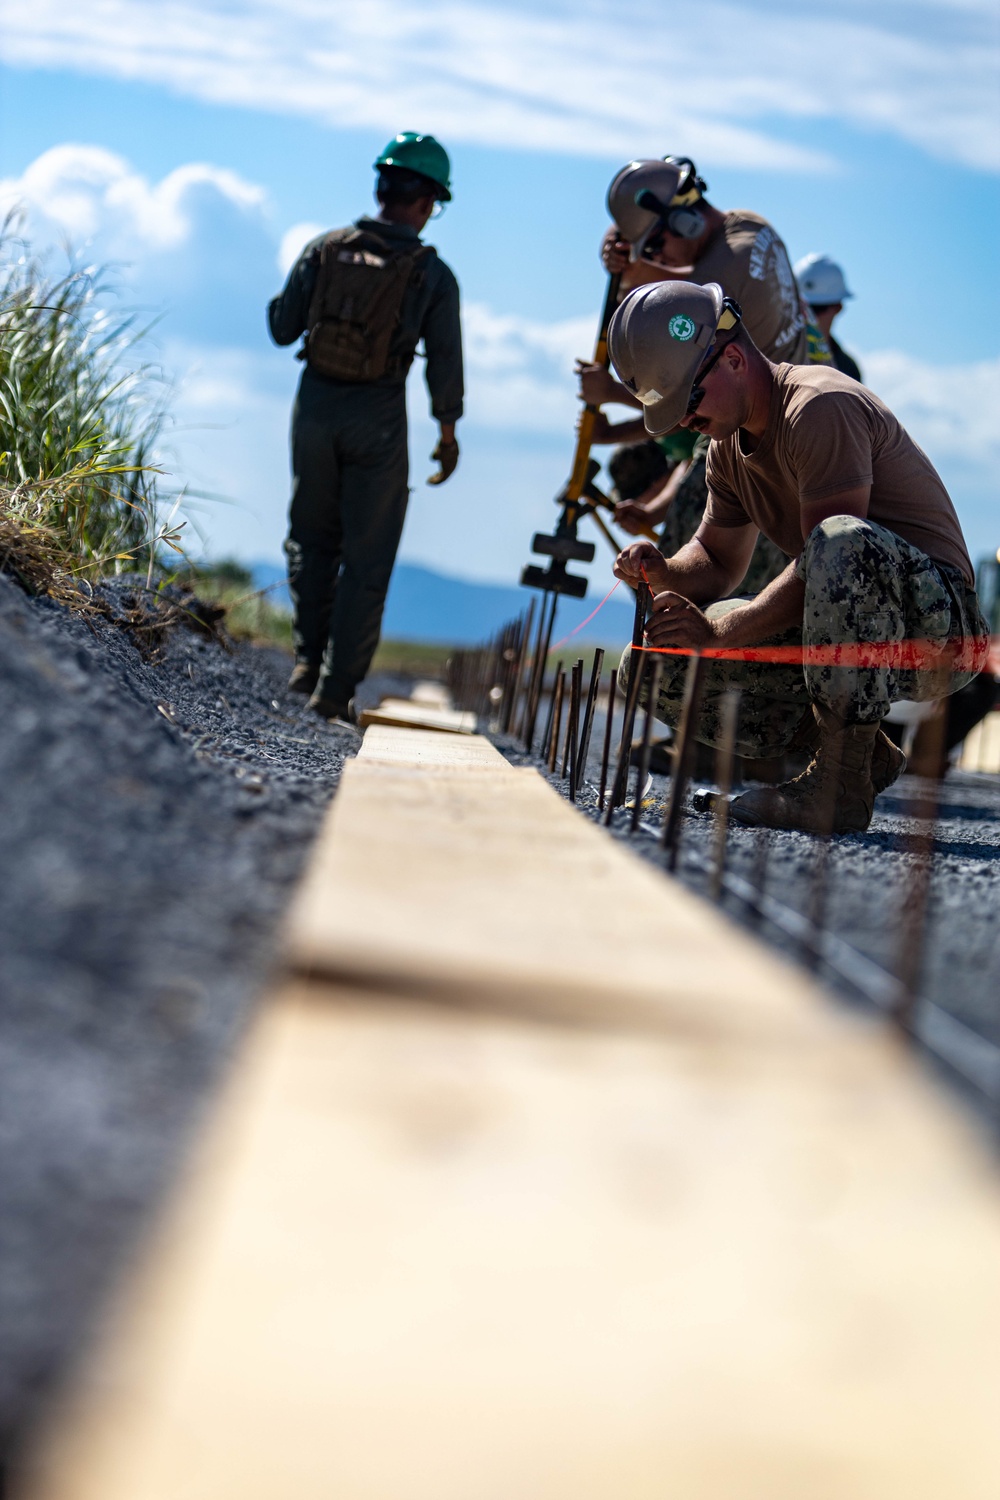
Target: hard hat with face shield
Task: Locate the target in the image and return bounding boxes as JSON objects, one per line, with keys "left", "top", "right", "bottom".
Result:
{"left": 607, "top": 280, "right": 742, "bottom": 434}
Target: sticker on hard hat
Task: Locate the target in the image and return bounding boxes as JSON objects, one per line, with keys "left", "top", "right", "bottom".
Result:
{"left": 668, "top": 314, "right": 696, "bottom": 341}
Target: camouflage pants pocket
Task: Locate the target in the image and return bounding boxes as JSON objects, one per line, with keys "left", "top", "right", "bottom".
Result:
{"left": 796, "top": 515, "right": 968, "bottom": 721}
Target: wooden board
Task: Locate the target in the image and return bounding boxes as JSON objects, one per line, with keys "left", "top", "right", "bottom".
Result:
{"left": 286, "top": 755, "right": 851, "bottom": 1033}
{"left": 358, "top": 725, "right": 508, "bottom": 770}
{"left": 959, "top": 710, "right": 1000, "bottom": 773}
{"left": 27, "top": 978, "right": 1000, "bottom": 1500}
{"left": 357, "top": 700, "right": 476, "bottom": 735}
{"left": 409, "top": 680, "right": 451, "bottom": 707}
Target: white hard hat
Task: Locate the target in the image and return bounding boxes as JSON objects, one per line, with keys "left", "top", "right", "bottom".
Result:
{"left": 794, "top": 253, "right": 854, "bottom": 305}
{"left": 608, "top": 280, "right": 735, "bottom": 435}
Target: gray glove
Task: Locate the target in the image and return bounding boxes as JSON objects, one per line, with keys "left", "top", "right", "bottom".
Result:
{"left": 427, "top": 437, "right": 459, "bottom": 486}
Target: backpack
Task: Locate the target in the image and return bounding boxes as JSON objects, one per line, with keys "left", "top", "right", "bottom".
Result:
{"left": 301, "top": 227, "right": 432, "bottom": 382}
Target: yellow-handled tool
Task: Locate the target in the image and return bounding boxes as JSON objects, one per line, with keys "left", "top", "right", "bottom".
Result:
{"left": 564, "top": 272, "right": 658, "bottom": 544}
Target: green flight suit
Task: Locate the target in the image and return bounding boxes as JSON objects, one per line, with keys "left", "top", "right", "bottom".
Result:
{"left": 268, "top": 216, "right": 463, "bottom": 705}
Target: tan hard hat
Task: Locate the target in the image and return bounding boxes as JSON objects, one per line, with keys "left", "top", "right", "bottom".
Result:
{"left": 606, "top": 160, "right": 683, "bottom": 261}
{"left": 608, "top": 280, "right": 730, "bottom": 435}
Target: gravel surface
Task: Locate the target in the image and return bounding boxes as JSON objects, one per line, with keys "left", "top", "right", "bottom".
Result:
{"left": 0, "top": 573, "right": 394, "bottom": 1461}
{"left": 3, "top": 572, "right": 997, "bottom": 1464}
{"left": 498, "top": 708, "right": 1000, "bottom": 1111}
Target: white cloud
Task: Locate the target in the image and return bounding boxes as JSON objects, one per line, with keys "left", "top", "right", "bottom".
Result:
{"left": 1, "top": 0, "right": 996, "bottom": 172}
{"left": 461, "top": 302, "right": 593, "bottom": 432}
{"left": 861, "top": 348, "right": 1000, "bottom": 472}
{"left": 0, "top": 144, "right": 265, "bottom": 249}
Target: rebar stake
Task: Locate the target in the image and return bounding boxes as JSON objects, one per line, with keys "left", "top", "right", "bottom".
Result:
{"left": 746, "top": 828, "right": 772, "bottom": 926}
{"left": 598, "top": 670, "right": 617, "bottom": 813}
{"left": 630, "top": 658, "right": 662, "bottom": 833}
{"left": 505, "top": 600, "right": 535, "bottom": 736}
{"left": 546, "top": 665, "right": 566, "bottom": 774}
{"left": 540, "top": 659, "right": 563, "bottom": 768}
{"left": 575, "top": 648, "right": 605, "bottom": 788}
{"left": 661, "top": 652, "right": 706, "bottom": 870}
{"left": 523, "top": 592, "right": 558, "bottom": 753}
{"left": 892, "top": 708, "right": 946, "bottom": 1031}
{"left": 609, "top": 582, "right": 650, "bottom": 809}
{"left": 709, "top": 688, "right": 741, "bottom": 900}
{"left": 561, "top": 659, "right": 582, "bottom": 779}
{"left": 567, "top": 660, "right": 583, "bottom": 799}
{"left": 605, "top": 648, "right": 647, "bottom": 827}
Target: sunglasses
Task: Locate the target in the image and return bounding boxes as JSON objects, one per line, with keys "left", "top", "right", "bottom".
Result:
{"left": 684, "top": 342, "right": 730, "bottom": 417}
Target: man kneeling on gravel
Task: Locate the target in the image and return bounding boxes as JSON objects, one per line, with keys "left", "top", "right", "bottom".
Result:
{"left": 610, "top": 281, "right": 988, "bottom": 835}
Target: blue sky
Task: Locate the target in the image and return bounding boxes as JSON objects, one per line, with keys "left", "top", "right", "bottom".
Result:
{"left": 1, "top": 0, "right": 998, "bottom": 588}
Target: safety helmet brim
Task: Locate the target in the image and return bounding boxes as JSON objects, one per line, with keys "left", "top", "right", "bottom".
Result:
{"left": 793, "top": 252, "right": 853, "bottom": 304}
{"left": 608, "top": 281, "right": 726, "bottom": 435}
{"left": 606, "top": 160, "right": 683, "bottom": 262}
{"left": 374, "top": 133, "right": 452, "bottom": 200}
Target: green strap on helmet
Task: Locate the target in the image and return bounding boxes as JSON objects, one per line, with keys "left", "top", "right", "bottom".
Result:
{"left": 374, "top": 133, "right": 452, "bottom": 200}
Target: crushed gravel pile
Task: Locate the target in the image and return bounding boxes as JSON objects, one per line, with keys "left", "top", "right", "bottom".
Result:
{"left": 0, "top": 573, "right": 376, "bottom": 1460}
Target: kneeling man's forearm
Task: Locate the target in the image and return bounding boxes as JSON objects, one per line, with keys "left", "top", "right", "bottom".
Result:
{"left": 614, "top": 536, "right": 736, "bottom": 605}
{"left": 711, "top": 563, "right": 805, "bottom": 647}
{"left": 643, "top": 560, "right": 804, "bottom": 652}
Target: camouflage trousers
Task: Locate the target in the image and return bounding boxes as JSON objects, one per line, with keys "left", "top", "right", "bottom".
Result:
{"left": 658, "top": 446, "right": 789, "bottom": 596}
{"left": 620, "top": 516, "right": 986, "bottom": 759}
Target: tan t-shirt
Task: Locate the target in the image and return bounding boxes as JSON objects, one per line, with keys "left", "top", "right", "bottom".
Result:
{"left": 694, "top": 212, "right": 809, "bottom": 365}
{"left": 705, "top": 364, "right": 974, "bottom": 585}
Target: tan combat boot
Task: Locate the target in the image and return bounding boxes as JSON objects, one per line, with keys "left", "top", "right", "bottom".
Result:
{"left": 730, "top": 705, "right": 881, "bottom": 834}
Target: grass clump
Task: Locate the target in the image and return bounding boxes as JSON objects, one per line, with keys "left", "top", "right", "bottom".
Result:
{"left": 179, "top": 560, "right": 294, "bottom": 649}
{"left": 0, "top": 219, "right": 175, "bottom": 592}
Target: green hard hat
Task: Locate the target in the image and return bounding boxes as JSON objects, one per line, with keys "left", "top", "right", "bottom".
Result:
{"left": 374, "top": 132, "right": 452, "bottom": 200}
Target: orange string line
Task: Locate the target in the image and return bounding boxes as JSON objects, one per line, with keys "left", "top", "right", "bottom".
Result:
{"left": 539, "top": 569, "right": 994, "bottom": 674}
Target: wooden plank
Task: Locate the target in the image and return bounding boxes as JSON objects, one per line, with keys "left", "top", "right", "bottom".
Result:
{"left": 27, "top": 978, "right": 1000, "bottom": 1500}
{"left": 357, "top": 700, "right": 476, "bottom": 734}
{"left": 409, "top": 681, "right": 451, "bottom": 707}
{"left": 358, "top": 725, "right": 508, "bottom": 770}
{"left": 285, "top": 756, "right": 846, "bottom": 1032}
{"left": 958, "top": 710, "right": 1000, "bottom": 773}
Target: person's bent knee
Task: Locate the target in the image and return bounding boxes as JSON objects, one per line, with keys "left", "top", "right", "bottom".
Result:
{"left": 802, "top": 513, "right": 873, "bottom": 562}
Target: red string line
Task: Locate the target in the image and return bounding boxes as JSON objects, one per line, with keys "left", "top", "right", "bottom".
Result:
{"left": 540, "top": 569, "right": 995, "bottom": 673}
{"left": 631, "top": 638, "right": 992, "bottom": 671}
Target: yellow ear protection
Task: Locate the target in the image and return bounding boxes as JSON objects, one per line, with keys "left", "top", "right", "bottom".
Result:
{"left": 685, "top": 298, "right": 742, "bottom": 417}
{"left": 633, "top": 157, "right": 708, "bottom": 245}
{"left": 662, "top": 156, "right": 708, "bottom": 239}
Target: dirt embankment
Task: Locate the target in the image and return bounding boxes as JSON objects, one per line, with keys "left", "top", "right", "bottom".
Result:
{"left": 0, "top": 573, "right": 363, "bottom": 1458}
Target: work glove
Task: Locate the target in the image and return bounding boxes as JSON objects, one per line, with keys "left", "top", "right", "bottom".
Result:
{"left": 427, "top": 437, "right": 459, "bottom": 486}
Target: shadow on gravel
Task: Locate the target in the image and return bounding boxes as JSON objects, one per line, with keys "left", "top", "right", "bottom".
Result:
{"left": 0, "top": 572, "right": 391, "bottom": 1464}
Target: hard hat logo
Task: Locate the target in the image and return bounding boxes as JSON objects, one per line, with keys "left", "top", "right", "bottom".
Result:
{"left": 608, "top": 280, "right": 727, "bottom": 436}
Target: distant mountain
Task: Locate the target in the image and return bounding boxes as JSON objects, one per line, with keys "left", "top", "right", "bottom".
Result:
{"left": 250, "top": 560, "right": 634, "bottom": 647}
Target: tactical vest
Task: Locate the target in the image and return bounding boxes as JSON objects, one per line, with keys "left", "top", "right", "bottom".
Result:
{"left": 301, "top": 227, "right": 432, "bottom": 382}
